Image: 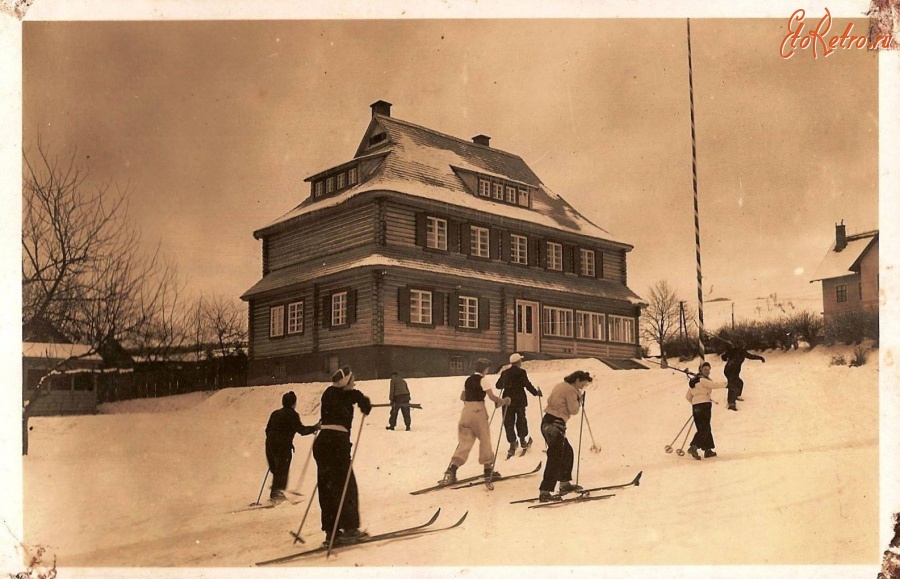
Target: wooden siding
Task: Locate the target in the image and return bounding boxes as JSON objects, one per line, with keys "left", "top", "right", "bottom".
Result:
{"left": 265, "top": 203, "right": 377, "bottom": 271}
{"left": 859, "top": 239, "right": 879, "bottom": 312}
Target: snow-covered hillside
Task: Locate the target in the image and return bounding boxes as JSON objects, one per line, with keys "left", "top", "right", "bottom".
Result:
{"left": 23, "top": 346, "right": 880, "bottom": 576}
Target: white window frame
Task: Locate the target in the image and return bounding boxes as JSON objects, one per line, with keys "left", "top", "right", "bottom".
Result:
{"left": 547, "top": 242, "right": 563, "bottom": 271}
{"left": 609, "top": 315, "right": 635, "bottom": 344}
{"left": 426, "top": 217, "right": 448, "bottom": 250}
{"left": 287, "top": 301, "right": 304, "bottom": 335}
{"left": 505, "top": 186, "right": 516, "bottom": 203}
{"left": 493, "top": 182, "right": 504, "bottom": 200}
{"left": 471, "top": 226, "right": 490, "bottom": 258}
{"left": 510, "top": 234, "right": 528, "bottom": 264}
{"left": 580, "top": 249, "right": 596, "bottom": 277}
{"left": 576, "top": 311, "right": 605, "bottom": 341}
{"left": 336, "top": 172, "right": 345, "bottom": 189}
{"left": 331, "top": 291, "right": 348, "bottom": 326}
{"left": 269, "top": 305, "right": 285, "bottom": 338}
{"left": 543, "top": 306, "right": 574, "bottom": 337}
{"left": 326, "top": 176, "right": 335, "bottom": 193}
{"left": 518, "top": 189, "right": 529, "bottom": 206}
{"left": 348, "top": 167, "right": 358, "bottom": 185}
{"left": 479, "top": 179, "right": 491, "bottom": 197}
{"left": 449, "top": 355, "right": 464, "bottom": 374}
{"left": 836, "top": 284, "right": 848, "bottom": 303}
{"left": 314, "top": 181, "right": 324, "bottom": 197}
{"left": 410, "top": 290, "right": 433, "bottom": 325}
{"left": 459, "top": 296, "right": 479, "bottom": 329}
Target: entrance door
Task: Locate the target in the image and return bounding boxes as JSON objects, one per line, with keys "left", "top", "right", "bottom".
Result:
{"left": 515, "top": 300, "right": 540, "bottom": 353}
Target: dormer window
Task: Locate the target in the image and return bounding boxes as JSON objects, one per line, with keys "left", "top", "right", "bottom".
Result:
{"left": 314, "top": 181, "right": 324, "bottom": 198}
{"left": 479, "top": 180, "right": 491, "bottom": 197}
{"left": 368, "top": 132, "right": 387, "bottom": 147}
{"left": 518, "top": 189, "right": 529, "bottom": 207}
{"left": 492, "top": 183, "right": 504, "bottom": 200}
{"left": 311, "top": 164, "right": 360, "bottom": 200}
{"left": 337, "top": 173, "right": 345, "bottom": 188}
{"left": 348, "top": 167, "right": 358, "bottom": 184}
{"left": 326, "top": 177, "right": 335, "bottom": 193}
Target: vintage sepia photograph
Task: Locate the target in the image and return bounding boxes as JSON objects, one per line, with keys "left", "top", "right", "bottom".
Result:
{"left": 3, "top": 2, "right": 898, "bottom": 577}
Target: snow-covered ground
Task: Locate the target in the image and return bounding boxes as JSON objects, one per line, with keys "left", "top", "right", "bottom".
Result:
{"left": 22, "top": 346, "right": 881, "bottom": 576}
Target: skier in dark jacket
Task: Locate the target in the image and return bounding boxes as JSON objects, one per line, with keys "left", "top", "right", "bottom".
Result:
{"left": 495, "top": 353, "right": 542, "bottom": 458}
{"left": 385, "top": 370, "right": 412, "bottom": 431}
{"left": 313, "top": 366, "right": 372, "bottom": 546}
{"left": 265, "top": 391, "right": 320, "bottom": 502}
{"left": 720, "top": 342, "right": 766, "bottom": 411}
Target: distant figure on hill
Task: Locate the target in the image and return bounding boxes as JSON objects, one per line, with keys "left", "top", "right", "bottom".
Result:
{"left": 495, "top": 353, "right": 542, "bottom": 459}
{"left": 537, "top": 370, "right": 592, "bottom": 502}
{"left": 439, "top": 358, "right": 509, "bottom": 485}
{"left": 720, "top": 342, "right": 766, "bottom": 411}
{"left": 386, "top": 370, "right": 412, "bottom": 431}
{"left": 265, "top": 391, "right": 319, "bottom": 503}
{"left": 686, "top": 361, "right": 727, "bottom": 460}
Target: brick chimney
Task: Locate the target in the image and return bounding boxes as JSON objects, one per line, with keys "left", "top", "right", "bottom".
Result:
{"left": 472, "top": 134, "right": 491, "bottom": 147}
{"left": 370, "top": 100, "right": 392, "bottom": 117}
{"left": 835, "top": 220, "right": 847, "bottom": 252}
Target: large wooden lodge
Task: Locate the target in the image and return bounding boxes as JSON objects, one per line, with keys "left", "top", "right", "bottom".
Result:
{"left": 242, "top": 101, "right": 645, "bottom": 384}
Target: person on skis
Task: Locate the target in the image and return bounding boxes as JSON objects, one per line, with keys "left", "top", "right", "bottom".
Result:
{"left": 537, "top": 370, "right": 592, "bottom": 503}
{"left": 495, "top": 353, "right": 542, "bottom": 458}
{"left": 265, "top": 391, "right": 320, "bottom": 503}
{"left": 313, "top": 367, "right": 372, "bottom": 546}
{"left": 686, "top": 361, "right": 727, "bottom": 460}
{"left": 720, "top": 341, "right": 766, "bottom": 410}
{"left": 385, "top": 370, "right": 412, "bottom": 431}
{"left": 440, "top": 358, "right": 510, "bottom": 485}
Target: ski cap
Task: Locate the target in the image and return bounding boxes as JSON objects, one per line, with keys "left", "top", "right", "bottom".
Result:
{"left": 509, "top": 353, "right": 524, "bottom": 364}
{"left": 282, "top": 391, "right": 297, "bottom": 407}
{"left": 332, "top": 366, "right": 354, "bottom": 387}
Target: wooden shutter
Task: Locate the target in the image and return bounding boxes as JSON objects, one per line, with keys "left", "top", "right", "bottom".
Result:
{"left": 574, "top": 246, "right": 582, "bottom": 275}
{"left": 562, "top": 244, "right": 573, "bottom": 273}
{"left": 478, "top": 297, "right": 491, "bottom": 330}
{"left": 489, "top": 229, "right": 501, "bottom": 260}
{"left": 528, "top": 237, "right": 541, "bottom": 267}
{"left": 415, "top": 213, "right": 427, "bottom": 247}
{"left": 596, "top": 251, "right": 603, "bottom": 278}
{"left": 460, "top": 223, "right": 471, "bottom": 256}
{"left": 322, "top": 294, "right": 332, "bottom": 328}
{"left": 448, "top": 220, "right": 459, "bottom": 253}
{"left": 448, "top": 292, "right": 460, "bottom": 327}
{"left": 433, "top": 291, "right": 445, "bottom": 325}
{"left": 347, "top": 289, "right": 357, "bottom": 324}
{"left": 502, "top": 231, "right": 512, "bottom": 263}
{"left": 398, "top": 287, "right": 411, "bottom": 322}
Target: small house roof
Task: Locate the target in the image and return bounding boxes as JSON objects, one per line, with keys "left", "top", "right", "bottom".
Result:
{"left": 257, "top": 114, "right": 629, "bottom": 248}
{"left": 809, "top": 231, "right": 878, "bottom": 282}
{"left": 23, "top": 342, "right": 103, "bottom": 361}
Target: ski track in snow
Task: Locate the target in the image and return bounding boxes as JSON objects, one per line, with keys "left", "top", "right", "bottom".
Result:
{"left": 23, "top": 346, "right": 880, "bottom": 569}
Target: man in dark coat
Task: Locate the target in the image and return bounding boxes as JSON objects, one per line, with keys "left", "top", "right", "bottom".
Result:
{"left": 265, "top": 391, "right": 319, "bottom": 502}
{"left": 495, "top": 353, "right": 542, "bottom": 458}
{"left": 720, "top": 342, "right": 766, "bottom": 411}
{"left": 386, "top": 370, "right": 412, "bottom": 431}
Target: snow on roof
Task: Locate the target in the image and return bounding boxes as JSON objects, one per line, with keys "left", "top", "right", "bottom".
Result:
{"left": 809, "top": 232, "right": 878, "bottom": 282}
{"left": 241, "top": 253, "right": 645, "bottom": 305}
{"left": 258, "top": 114, "right": 628, "bottom": 247}
{"left": 22, "top": 342, "right": 103, "bottom": 361}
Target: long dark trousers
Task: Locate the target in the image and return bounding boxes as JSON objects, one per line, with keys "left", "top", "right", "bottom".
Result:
{"left": 539, "top": 414, "right": 574, "bottom": 492}
{"left": 265, "top": 443, "right": 292, "bottom": 497}
{"left": 313, "top": 430, "right": 360, "bottom": 534}
{"left": 726, "top": 374, "right": 744, "bottom": 404}
{"left": 388, "top": 394, "right": 411, "bottom": 429}
{"left": 689, "top": 402, "right": 715, "bottom": 451}
{"left": 503, "top": 406, "right": 530, "bottom": 444}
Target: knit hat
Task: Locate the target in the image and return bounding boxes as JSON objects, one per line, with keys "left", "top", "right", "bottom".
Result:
{"left": 331, "top": 366, "right": 354, "bottom": 387}
{"left": 509, "top": 353, "right": 524, "bottom": 364}
{"left": 282, "top": 391, "right": 297, "bottom": 408}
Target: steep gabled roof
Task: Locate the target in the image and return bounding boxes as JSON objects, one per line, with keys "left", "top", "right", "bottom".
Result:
{"left": 809, "top": 231, "right": 878, "bottom": 282}
{"left": 258, "top": 113, "right": 629, "bottom": 247}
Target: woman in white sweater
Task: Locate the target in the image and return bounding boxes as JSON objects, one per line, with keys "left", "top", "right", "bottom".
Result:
{"left": 685, "top": 361, "right": 727, "bottom": 460}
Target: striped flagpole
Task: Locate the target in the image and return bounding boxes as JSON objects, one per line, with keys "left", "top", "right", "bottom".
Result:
{"left": 687, "top": 18, "right": 706, "bottom": 360}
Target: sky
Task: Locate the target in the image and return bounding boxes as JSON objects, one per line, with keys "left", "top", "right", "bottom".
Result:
{"left": 20, "top": 16, "right": 879, "bottom": 325}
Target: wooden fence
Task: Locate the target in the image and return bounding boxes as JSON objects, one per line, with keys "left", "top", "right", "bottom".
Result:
{"left": 97, "top": 357, "right": 247, "bottom": 403}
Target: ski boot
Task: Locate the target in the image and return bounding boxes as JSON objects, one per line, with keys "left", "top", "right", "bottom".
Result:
{"left": 688, "top": 445, "right": 702, "bottom": 460}
{"left": 727, "top": 403, "right": 738, "bottom": 411}
{"left": 340, "top": 528, "right": 369, "bottom": 544}
{"left": 558, "top": 481, "right": 583, "bottom": 495}
{"left": 484, "top": 469, "right": 502, "bottom": 480}
{"left": 704, "top": 449, "right": 717, "bottom": 458}
{"left": 539, "top": 491, "right": 561, "bottom": 503}
{"left": 506, "top": 441, "right": 518, "bottom": 459}
{"left": 440, "top": 469, "right": 457, "bottom": 485}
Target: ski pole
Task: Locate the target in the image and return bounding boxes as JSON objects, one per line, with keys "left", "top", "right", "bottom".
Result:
{"left": 289, "top": 432, "right": 317, "bottom": 496}
{"left": 252, "top": 468, "right": 270, "bottom": 506}
{"left": 676, "top": 419, "right": 694, "bottom": 456}
{"left": 583, "top": 409, "right": 602, "bottom": 453}
{"left": 290, "top": 481, "right": 319, "bottom": 544}
{"left": 326, "top": 418, "right": 367, "bottom": 559}
{"left": 665, "top": 415, "right": 693, "bottom": 453}
{"left": 576, "top": 392, "right": 586, "bottom": 485}
{"left": 486, "top": 403, "right": 508, "bottom": 487}
{"left": 488, "top": 406, "right": 497, "bottom": 427}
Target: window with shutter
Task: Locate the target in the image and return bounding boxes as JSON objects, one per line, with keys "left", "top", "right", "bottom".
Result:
{"left": 458, "top": 296, "right": 479, "bottom": 329}
{"left": 270, "top": 305, "right": 285, "bottom": 338}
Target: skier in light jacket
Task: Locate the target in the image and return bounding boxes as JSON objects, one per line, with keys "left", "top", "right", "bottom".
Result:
{"left": 685, "top": 361, "right": 727, "bottom": 460}
{"left": 537, "top": 370, "right": 592, "bottom": 502}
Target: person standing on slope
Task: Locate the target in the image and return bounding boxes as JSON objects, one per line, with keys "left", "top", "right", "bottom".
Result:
{"left": 537, "top": 370, "right": 593, "bottom": 502}
{"left": 313, "top": 367, "right": 372, "bottom": 546}
{"left": 495, "top": 353, "right": 542, "bottom": 458}
{"left": 440, "top": 358, "right": 510, "bottom": 485}
{"left": 385, "top": 370, "right": 412, "bottom": 431}
{"left": 720, "top": 341, "right": 766, "bottom": 411}
{"left": 265, "top": 391, "right": 320, "bottom": 503}
{"left": 686, "top": 361, "right": 727, "bottom": 460}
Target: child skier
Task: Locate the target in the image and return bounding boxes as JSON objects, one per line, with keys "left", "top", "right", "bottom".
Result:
{"left": 265, "top": 391, "right": 320, "bottom": 503}
{"left": 686, "top": 361, "right": 727, "bottom": 459}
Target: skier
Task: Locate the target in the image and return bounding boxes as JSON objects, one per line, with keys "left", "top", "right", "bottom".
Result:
{"left": 385, "top": 370, "right": 412, "bottom": 431}
{"left": 495, "top": 353, "right": 542, "bottom": 458}
{"left": 313, "top": 366, "right": 372, "bottom": 546}
{"left": 265, "top": 391, "right": 320, "bottom": 503}
{"left": 720, "top": 341, "right": 766, "bottom": 410}
{"left": 537, "top": 370, "right": 592, "bottom": 502}
{"left": 440, "top": 358, "right": 510, "bottom": 485}
{"left": 685, "top": 361, "right": 727, "bottom": 460}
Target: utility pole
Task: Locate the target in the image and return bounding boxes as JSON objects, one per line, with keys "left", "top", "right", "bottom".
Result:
{"left": 678, "top": 301, "right": 686, "bottom": 339}
{"left": 731, "top": 302, "right": 735, "bottom": 330}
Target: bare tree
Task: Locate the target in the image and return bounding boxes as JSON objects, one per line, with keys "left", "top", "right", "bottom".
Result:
{"left": 640, "top": 280, "right": 682, "bottom": 364}
{"left": 203, "top": 295, "right": 248, "bottom": 358}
